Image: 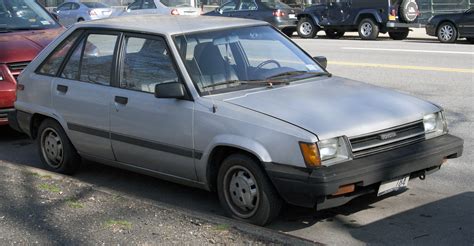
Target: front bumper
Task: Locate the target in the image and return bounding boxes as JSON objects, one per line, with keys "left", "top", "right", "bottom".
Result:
{"left": 265, "top": 134, "right": 463, "bottom": 209}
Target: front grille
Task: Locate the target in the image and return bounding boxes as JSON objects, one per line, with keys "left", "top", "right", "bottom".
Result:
{"left": 350, "top": 121, "right": 425, "bottom": 158}
{"left": 7, "top": 61, "right": 29, "bottom": 81}
{"left": 7, "top": 62, "right": 29, "bottom": 71}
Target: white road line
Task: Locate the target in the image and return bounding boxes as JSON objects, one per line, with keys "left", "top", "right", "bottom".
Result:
{"left": 341, "top": 47, "right": 474, "bottom": 55}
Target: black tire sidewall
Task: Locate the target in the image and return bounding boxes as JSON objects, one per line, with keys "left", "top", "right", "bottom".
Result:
{"left": 389, "top": 29, "right": 409, "bottom": 40}
{"left": 437, "top": 22, "right": 457, "bottom": 43}
{"left": 325, "top": 29, "right": 344, "bottom": 39}
{"left": 217, "top": 154, "right": 281, "bottom": 226}
{"left": 358, "top": 18, "right": 379, "bottom": 40}
{"left": 297, "top": 17, "right": 317, "bottom": 38}
{"left": 37, "top": 119, "right": 80, "bottom": 174}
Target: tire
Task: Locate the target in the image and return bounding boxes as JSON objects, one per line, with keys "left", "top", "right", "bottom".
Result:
{"left": 467, "top": 38, "right": 474, "bottom": 44}
{"left": 389, "top": 29, "right": 409, "bottom": 40}
{"left": 217, "top": 154, "right": 282, "bottom": 226}
{"left": 399, "top": 0, "right": 419, "bottom": 23}
{"left": 437, "top": 22, "right": 457, "bottom": 43}
{"left": 325, "top": 29, "right": 345, "bottom": 39}
{"left": 297, "top": 17, "right": 318, "bottom": 38}
{"left": 77, "top": 18, "right": 84, "bottom": 22}
{"left": 358, "top": 18, "right": 379, "bottom": 40}
{"left": 37, "top": 119, "right": 80, "bottom": 175}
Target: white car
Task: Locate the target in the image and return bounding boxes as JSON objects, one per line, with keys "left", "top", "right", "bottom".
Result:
{"left": 120, "top": 0, "right": 201, "bottom": 16}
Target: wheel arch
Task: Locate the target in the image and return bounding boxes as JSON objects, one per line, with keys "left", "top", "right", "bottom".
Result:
{"left": 297, "top": 13, "right": 321, "bottom": 28}
{"left": 354, "top": 11, "right": 382, "bottom": 25}
{"left": 29, "top": 113, "right": 68, "bottom": 140}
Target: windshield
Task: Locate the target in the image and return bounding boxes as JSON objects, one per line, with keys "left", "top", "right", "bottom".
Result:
{"left": 83, "top": 2, "right": 110, "bottom": 8}
{"left": 160, "top": 0, "right": 197, "bottom": 7}
{"left": 0, "top": 0, "right": 59, "bottom": 31}
{"left": 174, "top": 25, "right": 326, "bottom": 95}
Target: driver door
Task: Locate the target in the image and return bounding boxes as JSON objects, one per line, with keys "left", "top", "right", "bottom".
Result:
{"left": 327, "top": 0, "right": 351, "bottom": 24}
{"left": 109, "top": 33, "right": 196, "bottom": 180}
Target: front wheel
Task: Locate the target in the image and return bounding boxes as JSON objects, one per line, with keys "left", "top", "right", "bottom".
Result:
{"left": 297, "top": 17, "right": 318, "bottom": 38}
{"left": 325, "top": 29, "right": 345, "bottom": 39}
{"left": 37, "top": 119, "right": 81, "bottom": 174}
{"left": 358, "top": 18, "right": 379, "bottom": 40}
{"left": 217, "top": 154, "right": 282, "bottom": 226}
{"left": 437, "top": 22, "right": 457, "bottom": 43}
{"left": 389, "top": 29, "right": 409, "bottom": 40}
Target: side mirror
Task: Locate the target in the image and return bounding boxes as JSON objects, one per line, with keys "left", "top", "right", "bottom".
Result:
{"left": 155, "top": 82, "right": 185, "bottom": 99}
{"left": 314, "top": 56, "right": 327, "bottom": 69}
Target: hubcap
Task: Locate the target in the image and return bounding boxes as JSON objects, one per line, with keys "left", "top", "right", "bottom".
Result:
{"left": 41, "top": 127, "right": 64, "bottom": 168}
{"left": 299, "top": 22, "right": 312, "bottom": 35}
{"left": 361, "top": 23, "right": 373, "bottom": 37}
{"left": 440, "top": 25, "right": 454, "bottom": 41}
{"left": 224, "top": 165, "right": 259, "bottom": 218}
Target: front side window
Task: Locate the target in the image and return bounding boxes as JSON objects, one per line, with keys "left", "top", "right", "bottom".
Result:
{"left": 120, "top": 36, "right": 179, "bottom": 93}
{"left": 175, "top": 25, "right": 326, "bottom": 95}
{"left": 80, "top": 34, "right": 117, "bottom": 85}
{"left": 142, "top": 0, "right": 157, "bottom": 9}
{"left": 57, "top": 3, "right": 71, "bottom": 10}
{"left": 0, "top": 0, "right": 60, "bottom": 30}
{"left": 238, "top": 0, "right": 257, "bottom": 10}
{"left": 37, "top": 31, "right": 82, "bottom": 76}
{"left": 220, "top": 0, "right": 237, "bottom": 12}
{"left": 127, "top": 0, "right": 143, "bottom": 10}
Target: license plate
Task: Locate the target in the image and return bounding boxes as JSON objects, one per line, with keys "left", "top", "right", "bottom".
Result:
{"left": 289, "top": 14, "right": 296, "bottom": 19}
{"left": 377, "top": 175, "right": 409, "bottom": 196}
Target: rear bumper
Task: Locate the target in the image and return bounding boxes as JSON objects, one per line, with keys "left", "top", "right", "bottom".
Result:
{"left": 0, "top": 108, "right": 15, "bottom": 125}
{"left": 265, "top": 134, "right": 463, "bottom": 209}
{"left": 386, "top": 22, "right": 424, "bottom": 28}
{"left": 273, "top": 18, "right": 298, "bottom": 30}
{"left": 7, "top": 110, "right": 32, "bottom": 135}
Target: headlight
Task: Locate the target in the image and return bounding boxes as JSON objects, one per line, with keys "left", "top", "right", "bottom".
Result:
{"left": 423, "top": 111, "right": 447, "bottom": 139}
{"left": 299, "top": 136, "right": 351, "bottom": 168}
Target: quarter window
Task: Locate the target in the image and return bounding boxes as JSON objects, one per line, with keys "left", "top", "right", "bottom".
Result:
{"left": 37, "top": 31, "right": 82, "bottom": 76}
{"left": 120, "top": 36, "right": 179, "bottom": 93}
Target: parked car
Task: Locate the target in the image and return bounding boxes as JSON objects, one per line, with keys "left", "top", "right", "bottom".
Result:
{"left": 425, "top": 8, "right": 474, "bottom": 43}
{"left": 0, "top": 0, "right": 63, "bottom": 126}
{"left": 10, "top": 15, "right": 463, "bottom": 225}
{"left": 119, "top": 0, "right": 201, "bottom": 16}
{"left": 204, "top": 0, "right": 301, "bottom": 36}
{"left": 297, "top": 0, "right": 422, "bottom": 40}
{"left": 52, "top": 1, "right": 114, "bottom": 27}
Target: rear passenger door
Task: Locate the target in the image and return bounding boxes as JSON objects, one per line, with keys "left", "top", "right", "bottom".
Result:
{"left": 51, "top": 30, "right": 119, "bottom": 160}
{"left": 109, "top": 34, "right": 196, "bottom": 180}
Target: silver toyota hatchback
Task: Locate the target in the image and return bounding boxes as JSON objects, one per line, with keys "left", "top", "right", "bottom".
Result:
{"left": 10, "top": 15, "right": 463, "bottom": 225}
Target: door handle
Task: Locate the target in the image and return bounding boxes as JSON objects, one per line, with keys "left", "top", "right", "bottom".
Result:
{"left": 114, "top": 96, "right": 128, "bottom": 105}
{"left": 57, "top": 84, "right": 68, "bottom": 93}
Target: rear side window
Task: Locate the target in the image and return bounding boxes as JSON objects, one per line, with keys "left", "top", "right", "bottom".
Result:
{"left": 59, "top": 33, "right": 117, "bottom": 85}
{"left": 37, "top": 31, "right": 82, "bottom": 76}
{"left": 120, "top": 35, "right": 179, "bottom": 93}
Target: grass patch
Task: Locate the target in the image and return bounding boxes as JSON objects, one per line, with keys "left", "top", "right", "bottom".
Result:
{"left": 27, "top": 172, "right": 40, "bottom": 177}
{"left": 66, "top": 198, "right": 84, "bottom": 209}
{"left": 37, "top": 183, "right": 61, "bottom": 193}
{"left": 213, "top": 224, "right": 230, "bottom": 231}
{"left": 40, "top": 174, "right": 52, "bottom": 179}
{"left": 105, "top": 220, "right": 132, "bottom": 230}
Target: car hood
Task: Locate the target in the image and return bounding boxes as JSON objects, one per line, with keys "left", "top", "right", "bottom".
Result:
{"left": 0, "top": 28, "right": 63, "bottom": 64}
{"left": 216, "top": 77, "right": 439, "bottom": 140}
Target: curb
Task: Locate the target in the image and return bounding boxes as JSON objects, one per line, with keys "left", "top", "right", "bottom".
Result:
{"left": 0, "top": 161, "right": 320, "bottom": 245}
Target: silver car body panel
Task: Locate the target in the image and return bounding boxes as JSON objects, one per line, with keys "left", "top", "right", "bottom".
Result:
{"left": 16, "top": 16, "right": 441, "bottom": 190}
{"left": 119, "top": 0, "right": 200, "bottom": 16}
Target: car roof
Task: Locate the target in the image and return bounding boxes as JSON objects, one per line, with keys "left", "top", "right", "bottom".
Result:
{"left": 74, "top": 15, "right": 269, "bottom": 35}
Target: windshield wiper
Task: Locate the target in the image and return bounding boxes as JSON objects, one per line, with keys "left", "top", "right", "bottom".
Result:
{"left": 201, "top": 79, "right": 288, "bottom": 89}
{"left": 266, "top": 70, "right": 331, "bottom": 80}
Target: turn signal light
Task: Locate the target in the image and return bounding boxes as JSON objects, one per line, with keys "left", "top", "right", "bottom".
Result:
{"left": 299, "top": 142, "right": 321, "bottom": 167}
{"left": 171, "top": 9, "right": 180, "bottom": 15}
{"left": 332, "top": 184, "right": 355, "bottom": 196}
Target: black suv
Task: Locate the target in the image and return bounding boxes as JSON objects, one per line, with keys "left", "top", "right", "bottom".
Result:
{"left": 296, "top": 0, "right": 421, "bottom": 40}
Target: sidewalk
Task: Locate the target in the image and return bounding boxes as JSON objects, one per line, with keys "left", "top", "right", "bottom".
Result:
{"left": 0, "top": 161, "right": 316, "bottom": 245}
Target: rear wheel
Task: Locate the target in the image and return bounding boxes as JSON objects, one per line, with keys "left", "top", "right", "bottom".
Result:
{"left": 325, "top": 29, "right": 345, "bottom": 39}
{"left": 389, "top": 29, "right": 410, "bottom": 40}
{"left": 217, "top": 154, "right": 282, "bottom": 226}
{"left": 77, "top": 18, "right": 84, "bottom": 22}
{"left": 437, "top": 22, "right": 457, "bottom": 43}
{"left": 37, "top": 119, "right": 80, "bottom": 174}
{"left": 467, "top": 38, "right": 474, "bottom": 44}
{"left": 358, "top": 18, "right": 379, "bottom": 40}
{"left": 297, "top": 17, "right": 318, "bottom": 38}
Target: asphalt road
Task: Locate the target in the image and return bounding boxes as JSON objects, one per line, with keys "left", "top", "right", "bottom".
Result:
{"left": 1, "top": 37, "right": 473, "bottom": 245}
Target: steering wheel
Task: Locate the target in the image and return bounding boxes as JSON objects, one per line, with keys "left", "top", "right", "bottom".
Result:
{"left": 255, "top": 59, "right": 281, "bottom": 71}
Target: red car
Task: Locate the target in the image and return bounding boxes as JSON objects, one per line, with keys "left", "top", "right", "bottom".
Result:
{"left": 0, "top": 0, "right": 63, "bottom": 125}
